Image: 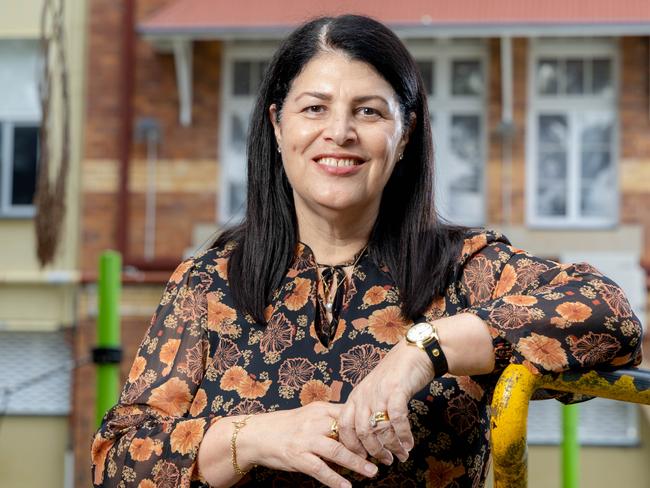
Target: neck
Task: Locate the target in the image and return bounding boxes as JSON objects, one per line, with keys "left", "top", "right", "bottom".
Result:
{"left": 295, "top": 198, "right": 377, "bottom": 266}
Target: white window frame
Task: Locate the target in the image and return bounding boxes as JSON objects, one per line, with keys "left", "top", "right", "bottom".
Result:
{"left": 526, "top": 38, "right": 619, "bottom": 229}
{"left": 0, "top": 39, "right": 41, "bottom": 218}
{"left": 406, "top": 39, "right": 489, "bottom": 227}
{"left": 219, "top": 41, "right": 279, "bottom": 224}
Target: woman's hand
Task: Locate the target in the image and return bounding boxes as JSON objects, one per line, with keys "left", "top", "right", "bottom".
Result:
{"left": 337, "top": 338, "right": 435, "bottom": 465}
{"left": 337, "top": 314, "right": 495, "bottom": 465}
{"left": 199, "top": 401, "right": 379, "bottom": 488}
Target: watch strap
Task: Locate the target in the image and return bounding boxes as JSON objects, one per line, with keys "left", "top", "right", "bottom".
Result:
{"left": 423, "top": 335, "right": 449, "bottom": 378}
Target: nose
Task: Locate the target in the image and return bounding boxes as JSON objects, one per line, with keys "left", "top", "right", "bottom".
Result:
{"left": 322, "top": 109, "right": 357, "bottom": 146}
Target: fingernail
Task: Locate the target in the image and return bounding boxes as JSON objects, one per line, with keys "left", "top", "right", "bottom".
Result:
{"left": 397, "top": 453, "right": 408, "bottom": 463}
{"left": 365, "top": 463, "right": 378, "bottom": 475}
{"left": 340, "top": 482, "right": 351, "bottom": 488}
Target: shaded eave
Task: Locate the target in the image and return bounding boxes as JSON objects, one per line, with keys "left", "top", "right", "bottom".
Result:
{"left": 139, "top": 21, "right": 650, "bottom": 41}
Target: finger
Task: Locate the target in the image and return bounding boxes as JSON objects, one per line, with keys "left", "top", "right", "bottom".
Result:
{"left": 356, "top": 407, "right": 392, "bottom": 465}
{"left": 316, "top": 437, "right": 379, "bottom": 479}
{"left": 298, "top": 453, "right": 354, "bottom": 488}
{"left": 337, "top": 402, "right": 367, "bottom": 459}
{"left": 387, "top": 393, "right": 414, "bottom": 452}
{"left": 375, "top": 425, "right": 409, "bottom": 463}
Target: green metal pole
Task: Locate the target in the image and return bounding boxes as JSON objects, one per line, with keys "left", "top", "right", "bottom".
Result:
{"left": 561, "top": 403, "right": 580, "bottom": 488}
{"left": 95, "top": 250, "right": 122, "bottom": 427}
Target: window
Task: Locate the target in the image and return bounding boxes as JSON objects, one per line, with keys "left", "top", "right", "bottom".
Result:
{"left": 527, "top": 40, "right": 617, "bottom": 227}
{"left": 411, "top": 40, "right": 488, "bottom": 226}
{"left": 219, "top": 44, "right": 277, "bottom": 223}
{"left": 0, "top": 40, "right": 41, "bottom": 218}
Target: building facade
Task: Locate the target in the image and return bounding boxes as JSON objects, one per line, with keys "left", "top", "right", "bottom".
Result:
{"left": 0, "top": 1, "right": 87, "bottom": 487}
{"left": 75, "top": 0, "right": 650, "bottom": 486}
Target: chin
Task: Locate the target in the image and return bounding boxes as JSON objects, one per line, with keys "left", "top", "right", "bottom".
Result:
{"left": 314, "top": 196, "right": 369, "bottom": 213}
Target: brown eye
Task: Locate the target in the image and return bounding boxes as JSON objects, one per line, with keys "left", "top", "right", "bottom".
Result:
{"left": 358, "top": 107, "right": 380, "bottom": 117}
{"left": 305, "top": 105, "right": 325, "bottom": 114}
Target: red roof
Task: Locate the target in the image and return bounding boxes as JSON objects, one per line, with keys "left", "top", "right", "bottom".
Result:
{"left": 140, "top": 0, "right": 650, "bottom": 37}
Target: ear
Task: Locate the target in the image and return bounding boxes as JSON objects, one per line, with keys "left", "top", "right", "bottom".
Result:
{"left": 269, "top": 104, "right": 282, "bottom": 148}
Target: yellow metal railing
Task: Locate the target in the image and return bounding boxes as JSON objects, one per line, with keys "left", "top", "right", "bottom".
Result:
{"left": 490, "top": 364, "right": 650, "bottom": 488}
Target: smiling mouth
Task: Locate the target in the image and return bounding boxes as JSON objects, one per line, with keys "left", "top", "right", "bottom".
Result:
{"left": 315, "top": 157, "right": 365, "bottom": 167}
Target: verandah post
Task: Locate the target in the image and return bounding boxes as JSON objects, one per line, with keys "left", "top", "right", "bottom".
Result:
{"left": 94, "top": 250, "right": 123, "bottom": 427}
{"left": 562, "top": 403, "right": 580, "bottom": 488}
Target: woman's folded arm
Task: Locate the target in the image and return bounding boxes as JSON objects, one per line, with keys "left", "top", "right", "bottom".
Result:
{"left": 458, "top": 235, "right": 643, "bottom": 376}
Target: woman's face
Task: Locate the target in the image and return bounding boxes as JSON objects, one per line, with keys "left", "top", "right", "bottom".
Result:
{"left": 270, "top": 51, "right": 409, "bottom": 218}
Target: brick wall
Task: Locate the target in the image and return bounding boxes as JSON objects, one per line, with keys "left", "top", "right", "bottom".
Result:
{"left": 76, "top": 10, "right": 650, "bottom": 486}
{"left": 620, "top": 37, "right": 650, "bottom": 265}
{"left": 486, "top": 37, "right": 529, "bottom": 226}
{"left": 81, "top": 0, "right": 221, "bottom": 273}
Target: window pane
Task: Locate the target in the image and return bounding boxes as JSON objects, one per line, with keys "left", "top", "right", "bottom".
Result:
{"left": 231, "top": 114, "right": 247, "bottom": 152}
{"left": 580, "top": 115, "right": 612, "bottom": 147}
{"left": 255, "top": 61, "right": 269, "bottom": 94}
{"left": 450, "top": 115, "right": 481, "bottom": 191}
{"left": 566, "top": 59, "right": 584, "bottom": 94}
{"left": 581, "top": 150, "right": 615, "bottom": 218}
{"left": 0, "top": 40, "right": 41, "bottom": 118}
{"left": 233, "top": 61, "right": 251, "bottom": 95}
{"left": 537, "top": 115, "right": 568, "bottom": 217}
{"left": 416, "top": 60, "right": 434, "bottom": 95}
{"left": 452, "top": 60, "right": 482, "bottom": 96}
{"left": 539, "top": 114, "right": 568, "bottom": 149}
{"left": 11, "top": 125, "right": 39, "bottom": 205}
{"left": 536, "top": 152, "right": 568, "bottom": 217}
{"left": 537, "top": 59, "right": 559, "bottom": 95}
{"left": 592, "top": 58, "right": 612, "bottom": 95}
{"left": 443, "top": 114, "right": 483, "bottom": 224}
{"left": 229, "top": 180, "right": 246, "bottom": 217}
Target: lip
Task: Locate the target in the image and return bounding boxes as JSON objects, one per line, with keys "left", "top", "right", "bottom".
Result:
{"left": 313, "top": 152, "right": 367, "bottom": 162}
{"left": 312, "top": 153, "right": 367, "bottom": 176}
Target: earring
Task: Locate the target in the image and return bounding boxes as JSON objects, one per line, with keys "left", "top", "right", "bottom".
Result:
{"left": 398, "top": 153, "right": 403, "bottom": 161}
{"left": 277, "top": 146, "right": 282, "bottom": 154}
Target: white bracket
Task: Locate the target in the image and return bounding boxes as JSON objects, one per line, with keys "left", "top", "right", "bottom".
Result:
{"left": 173, "top": 39, "right": 193, "bottom": 127}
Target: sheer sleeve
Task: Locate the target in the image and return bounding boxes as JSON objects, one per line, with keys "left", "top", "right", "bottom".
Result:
{"left": 458, "top": 232, "right": 643, "bottom": 377}
{"left": 91, "top": 258, "right": 216, "bottom": 487}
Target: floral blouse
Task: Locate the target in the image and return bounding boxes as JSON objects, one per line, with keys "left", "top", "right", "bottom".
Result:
{"left": 91, "top": 230, "right": 643, "bottom": 488}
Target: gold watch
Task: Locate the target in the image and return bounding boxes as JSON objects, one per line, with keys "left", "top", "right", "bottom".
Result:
{"left": 405, "top": 321, "right": 449, "bottom": 377}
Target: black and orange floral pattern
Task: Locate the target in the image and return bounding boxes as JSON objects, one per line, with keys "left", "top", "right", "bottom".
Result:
{"left": 92, "top": 230, "right": 643, "bottom": 487}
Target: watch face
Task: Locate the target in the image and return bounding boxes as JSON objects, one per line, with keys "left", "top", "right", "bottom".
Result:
{"left": 407, "top": 322, "right": 433, "bottom": 342}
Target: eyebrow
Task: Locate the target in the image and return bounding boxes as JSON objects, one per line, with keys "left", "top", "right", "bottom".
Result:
{"left": 294, "top": 91, "right": 390, "bottom": 106}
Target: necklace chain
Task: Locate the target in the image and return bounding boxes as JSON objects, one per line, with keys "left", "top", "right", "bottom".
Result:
{"left": 315, "top": 245, "right": 367, "bottom": 269}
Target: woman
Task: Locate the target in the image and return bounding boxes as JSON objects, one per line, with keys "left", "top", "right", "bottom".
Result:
{"left": 92, "top": 15, "right": 643, "bottom": 488}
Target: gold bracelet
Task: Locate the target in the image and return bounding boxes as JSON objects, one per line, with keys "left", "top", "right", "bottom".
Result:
{"left": 230, "top": 415, "right": 255, "bottom": 476}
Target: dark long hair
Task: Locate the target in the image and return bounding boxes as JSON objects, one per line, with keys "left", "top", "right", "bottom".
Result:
{"left": 213, "top": 15, "right": 467, "bottom": 324}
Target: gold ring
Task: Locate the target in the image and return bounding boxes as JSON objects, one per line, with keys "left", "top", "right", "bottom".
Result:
{"left": 369, "top": 411, "right": 390, "bottom": 428}
{"left": 328, "top": 419, "right": 339, "bottom": 440}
